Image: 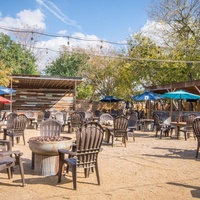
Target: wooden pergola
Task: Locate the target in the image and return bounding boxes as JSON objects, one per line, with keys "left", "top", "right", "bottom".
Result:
{"left": 146, "top": 80, "right": 200, "bottom": 95}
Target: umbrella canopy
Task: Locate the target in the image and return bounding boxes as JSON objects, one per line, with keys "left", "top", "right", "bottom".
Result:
{"left": 0, "top": 96, "right": 11, "bottom": 103}
{"left": 132, "top": 91, "right": 162, "bottom": 101}
{"left": 100, "top": 96, "right": 121, "bottom": 102}
{"left": 161, "top": 90, "right": 200, "bottom": 100}
{"left": 0, "top": 86, "right": 16, "bottom": 94}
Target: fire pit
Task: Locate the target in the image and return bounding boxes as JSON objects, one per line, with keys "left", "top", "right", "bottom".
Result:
{"left": 29, "top": 136, "right": 72, "bottom": 176}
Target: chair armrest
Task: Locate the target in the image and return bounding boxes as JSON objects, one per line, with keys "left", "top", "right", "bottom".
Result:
{"left": 0, "top": 139, "right": 12, "bottom": 150}
{"left": 0, "top": 150, "right": 23, "bottom": 157}
{"left": 58, "top": 149, "right": 77, "bottom": 156}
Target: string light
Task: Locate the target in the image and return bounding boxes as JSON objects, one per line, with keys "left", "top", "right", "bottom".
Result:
{"left": 0, "top": 26, "right": 200, "bottom": 64}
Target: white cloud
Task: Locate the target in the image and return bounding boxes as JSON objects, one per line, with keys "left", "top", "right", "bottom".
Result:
{"left": 35, "top": 32, "right": 111, "bottom": 72}
{"left": 0, "top": 9, "right": 46, "bottom": 33}
{"left": 57, "top": 29, "right": 67, "bottom": 35}
{"left": 16, "top": 9, "right": 45, "bottom": 29}
{"left": 36, "top": 0, "right": 81, "bottom": 30}
{"left": 139, "top": 20, "right": 171, "bottom": 46}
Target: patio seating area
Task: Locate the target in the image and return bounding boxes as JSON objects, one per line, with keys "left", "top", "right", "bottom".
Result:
{"left": 0, "top": 126, "right": 200, "bottom": 199}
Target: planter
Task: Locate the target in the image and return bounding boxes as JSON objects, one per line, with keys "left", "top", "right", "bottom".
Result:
{"left": 29, "top": 136, "right": 72, "bottom": 176}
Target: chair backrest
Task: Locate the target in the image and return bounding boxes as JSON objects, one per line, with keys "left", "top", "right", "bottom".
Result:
{"left": 128, "top": 114, "right": 138, "bottom": 128}
{"left": 78, "top": 111, "right": 86, "bottom": 120}
{"left": 94, "top": 110, "right": 101, "bottom": 117}
{"left": 85, "top": 111, "right": 93, "bottom": 122}
{"left": 37, "top": 111, "right": 45, "bottom": 122}
{"left": 55, "top": 111, "right": 64, "bottom": 124}
{"left": 99, "top": 113, "right": 113, "bottom": 125}
{"left": 44, "top": 111, "right": 51, "bottom": 120}
{"left": 1, "top": 112, "right": 7, "bottom": 121}
{"left": 61, "top": 110, "right": 68, "bottom": 123}
{"left": 114, "top": 116, "right": 129, "bottom": 132}
{"left": 153, "top": 114, "right": 161, "bottom": 126}
{"left": 40, "top": 119, "right": 61, "bottom": 137}
{"left": 76, "top": 122, "right": 104, "bottom": 167}
{"left": 186, "top": 114, "right": 197, "bottom": 130}
{"left": 25, "top": 110, "right": 34, "bottom": 118}
{"left": 13, "top": 114, "right": 27, "bottom": 135}
{"left": 70, "top": 112, "right": 83, "bottom": 128}
{"left": 6, "top": 113, "right": 18, "bottom": 129}
{"left": 193, "top": 117, "right": 200, "bottom": 137}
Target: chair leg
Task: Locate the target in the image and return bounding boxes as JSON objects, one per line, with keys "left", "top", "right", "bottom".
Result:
{"left": 184, "top": 131, "right": 187, "bottom": 141}
{"left": 71, "top": 164, "right": 77, "bottom": 190}
{"left": 23, "top": 134, "right": 26, "bottom": 145}
{"left": 58, "top": 160, "right": 64, "bottom": 183}
{"left": 196, "top": 143, "right": 199, "bottom": 158}
{"left": 6, "top": 167, "right": 12, "bottom": 179}
{"left": 31, "top": 152, "right": 35, "bottom": 169}
{"left": 18, "top": 158, "right": 25, "bottom": 186}
{"left": 95, "top": 163, "right": 100, "bottom": 185}
{"left": 112, "top": 135, "right": 114, "bottom": 147}
{"left": 159, "top": 130, "right": 163, "bottom": 139}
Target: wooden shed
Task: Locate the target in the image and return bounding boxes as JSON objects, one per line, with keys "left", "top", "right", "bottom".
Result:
{"left": 2, "top": 75, "right": 82, "bottom": 111}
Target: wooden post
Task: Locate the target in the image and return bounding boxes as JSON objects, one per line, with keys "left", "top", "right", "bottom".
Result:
{"left": 74, "top": 79, "right": 76, "bottom": 111}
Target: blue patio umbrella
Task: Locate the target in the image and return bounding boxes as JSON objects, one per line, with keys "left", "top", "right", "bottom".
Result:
{"left": 0, "top": 86, "right": 16, "bottom": 94}
{"left": 0, "top": 86, "right": 16, "bottom": 111}
{"left": 100, "top": 96, "right": 122, "bottom": 102}
{"left": 132, "top": 91, "right": 162, "bottom": 101}
{"left": 161, "top": 90, "right": 200, "bottom": 100}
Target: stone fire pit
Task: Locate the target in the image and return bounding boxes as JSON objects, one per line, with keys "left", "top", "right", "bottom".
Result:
{"left": 29, "top": 136, "right": 72, "bottom": 176}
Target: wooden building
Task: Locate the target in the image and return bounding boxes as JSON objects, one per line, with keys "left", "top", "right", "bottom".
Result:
{"left": 2, "top": 75, "right": 82, "bottom": 111}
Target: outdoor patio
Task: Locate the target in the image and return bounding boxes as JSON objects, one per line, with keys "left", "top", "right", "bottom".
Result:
{"left": 0, "top": 128, "right": 200, "bottom": 200}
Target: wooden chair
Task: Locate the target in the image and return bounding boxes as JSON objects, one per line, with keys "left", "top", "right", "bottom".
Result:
{"left": 99, "top": 113, "right": 113, "bottom": 125}
{"left": 33, "top": 111, "right": 45, "bottom": 130}
{"left": 179, "top": 114, "right": 197, "bottom": 140}
{"left": 110, "top": 116, "right": 129, "bottom": 147}
{"left": 58, "top": 122, "right": 104, "bottom": 190}
{"left": 4, "top": 114, "right": 27, "bottom": 146}
{"left": 192, "top": 117, "right": 200, "bottom": 158}
{"left": 0, "top": 139, "right": 25, "bottom": 186}
{"left": 85, "top": 111, "right": 93, "bottom": 122}
{"left": 69, "top": 112, "right": 83, "bottom": 133}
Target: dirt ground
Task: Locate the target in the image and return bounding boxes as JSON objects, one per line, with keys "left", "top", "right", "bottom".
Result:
{"left": 0, "top": 128, "right": 200, "bottom": 200}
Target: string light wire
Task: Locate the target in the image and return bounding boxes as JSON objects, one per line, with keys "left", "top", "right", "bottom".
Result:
{"left": 0, "top": 26, "right": 200, "bottom": 64}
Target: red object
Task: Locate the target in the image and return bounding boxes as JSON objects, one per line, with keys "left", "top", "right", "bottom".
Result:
{"left": 0, "top": 96, "right": 11, "bottom": 103}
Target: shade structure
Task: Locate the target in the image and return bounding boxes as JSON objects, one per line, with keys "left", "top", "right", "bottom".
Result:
{"left": 0, "top": 86, "right": 16, "bottom": 94}
{"left": 0, "top": 96, "right": 11, "bottom": 104}
{"left": 161, "top": 90, "right": 200, "bottom": 100}
{"left": 132, "top": 91, "right": 162, "bottom": 119}
{"left": 132, "top": 91, "right": 162, "bottom": 101}
{"left": 100, "top": 96, "right": 121, "bottom": 102}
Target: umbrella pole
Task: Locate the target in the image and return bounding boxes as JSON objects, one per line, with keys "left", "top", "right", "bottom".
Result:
{"left": 170, "top": 99, "right": 173, "bottom": 120}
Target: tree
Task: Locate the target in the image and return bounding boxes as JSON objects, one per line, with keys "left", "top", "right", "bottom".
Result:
{"left": 45, "top": 46, "right": 88, "bottom": 77}
{"left": 0, "top": 60, "right": 12, "bottom": 86}
{"left": 0, "top": 33, "right": 38, "bottom": 75}
{"left": 146, "top": 0, "right": 200, "bottom": 81}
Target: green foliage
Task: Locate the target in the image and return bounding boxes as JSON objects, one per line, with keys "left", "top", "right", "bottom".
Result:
{"left": 45, "top": 48, "right": 88, "bottom": 77}
{"left": 0, "top": 33, "right": 38, "bottom": 75}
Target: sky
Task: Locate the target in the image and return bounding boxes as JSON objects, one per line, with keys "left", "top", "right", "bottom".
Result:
{"left": 0, "top": 0, "right": 153, "bottom": 70}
